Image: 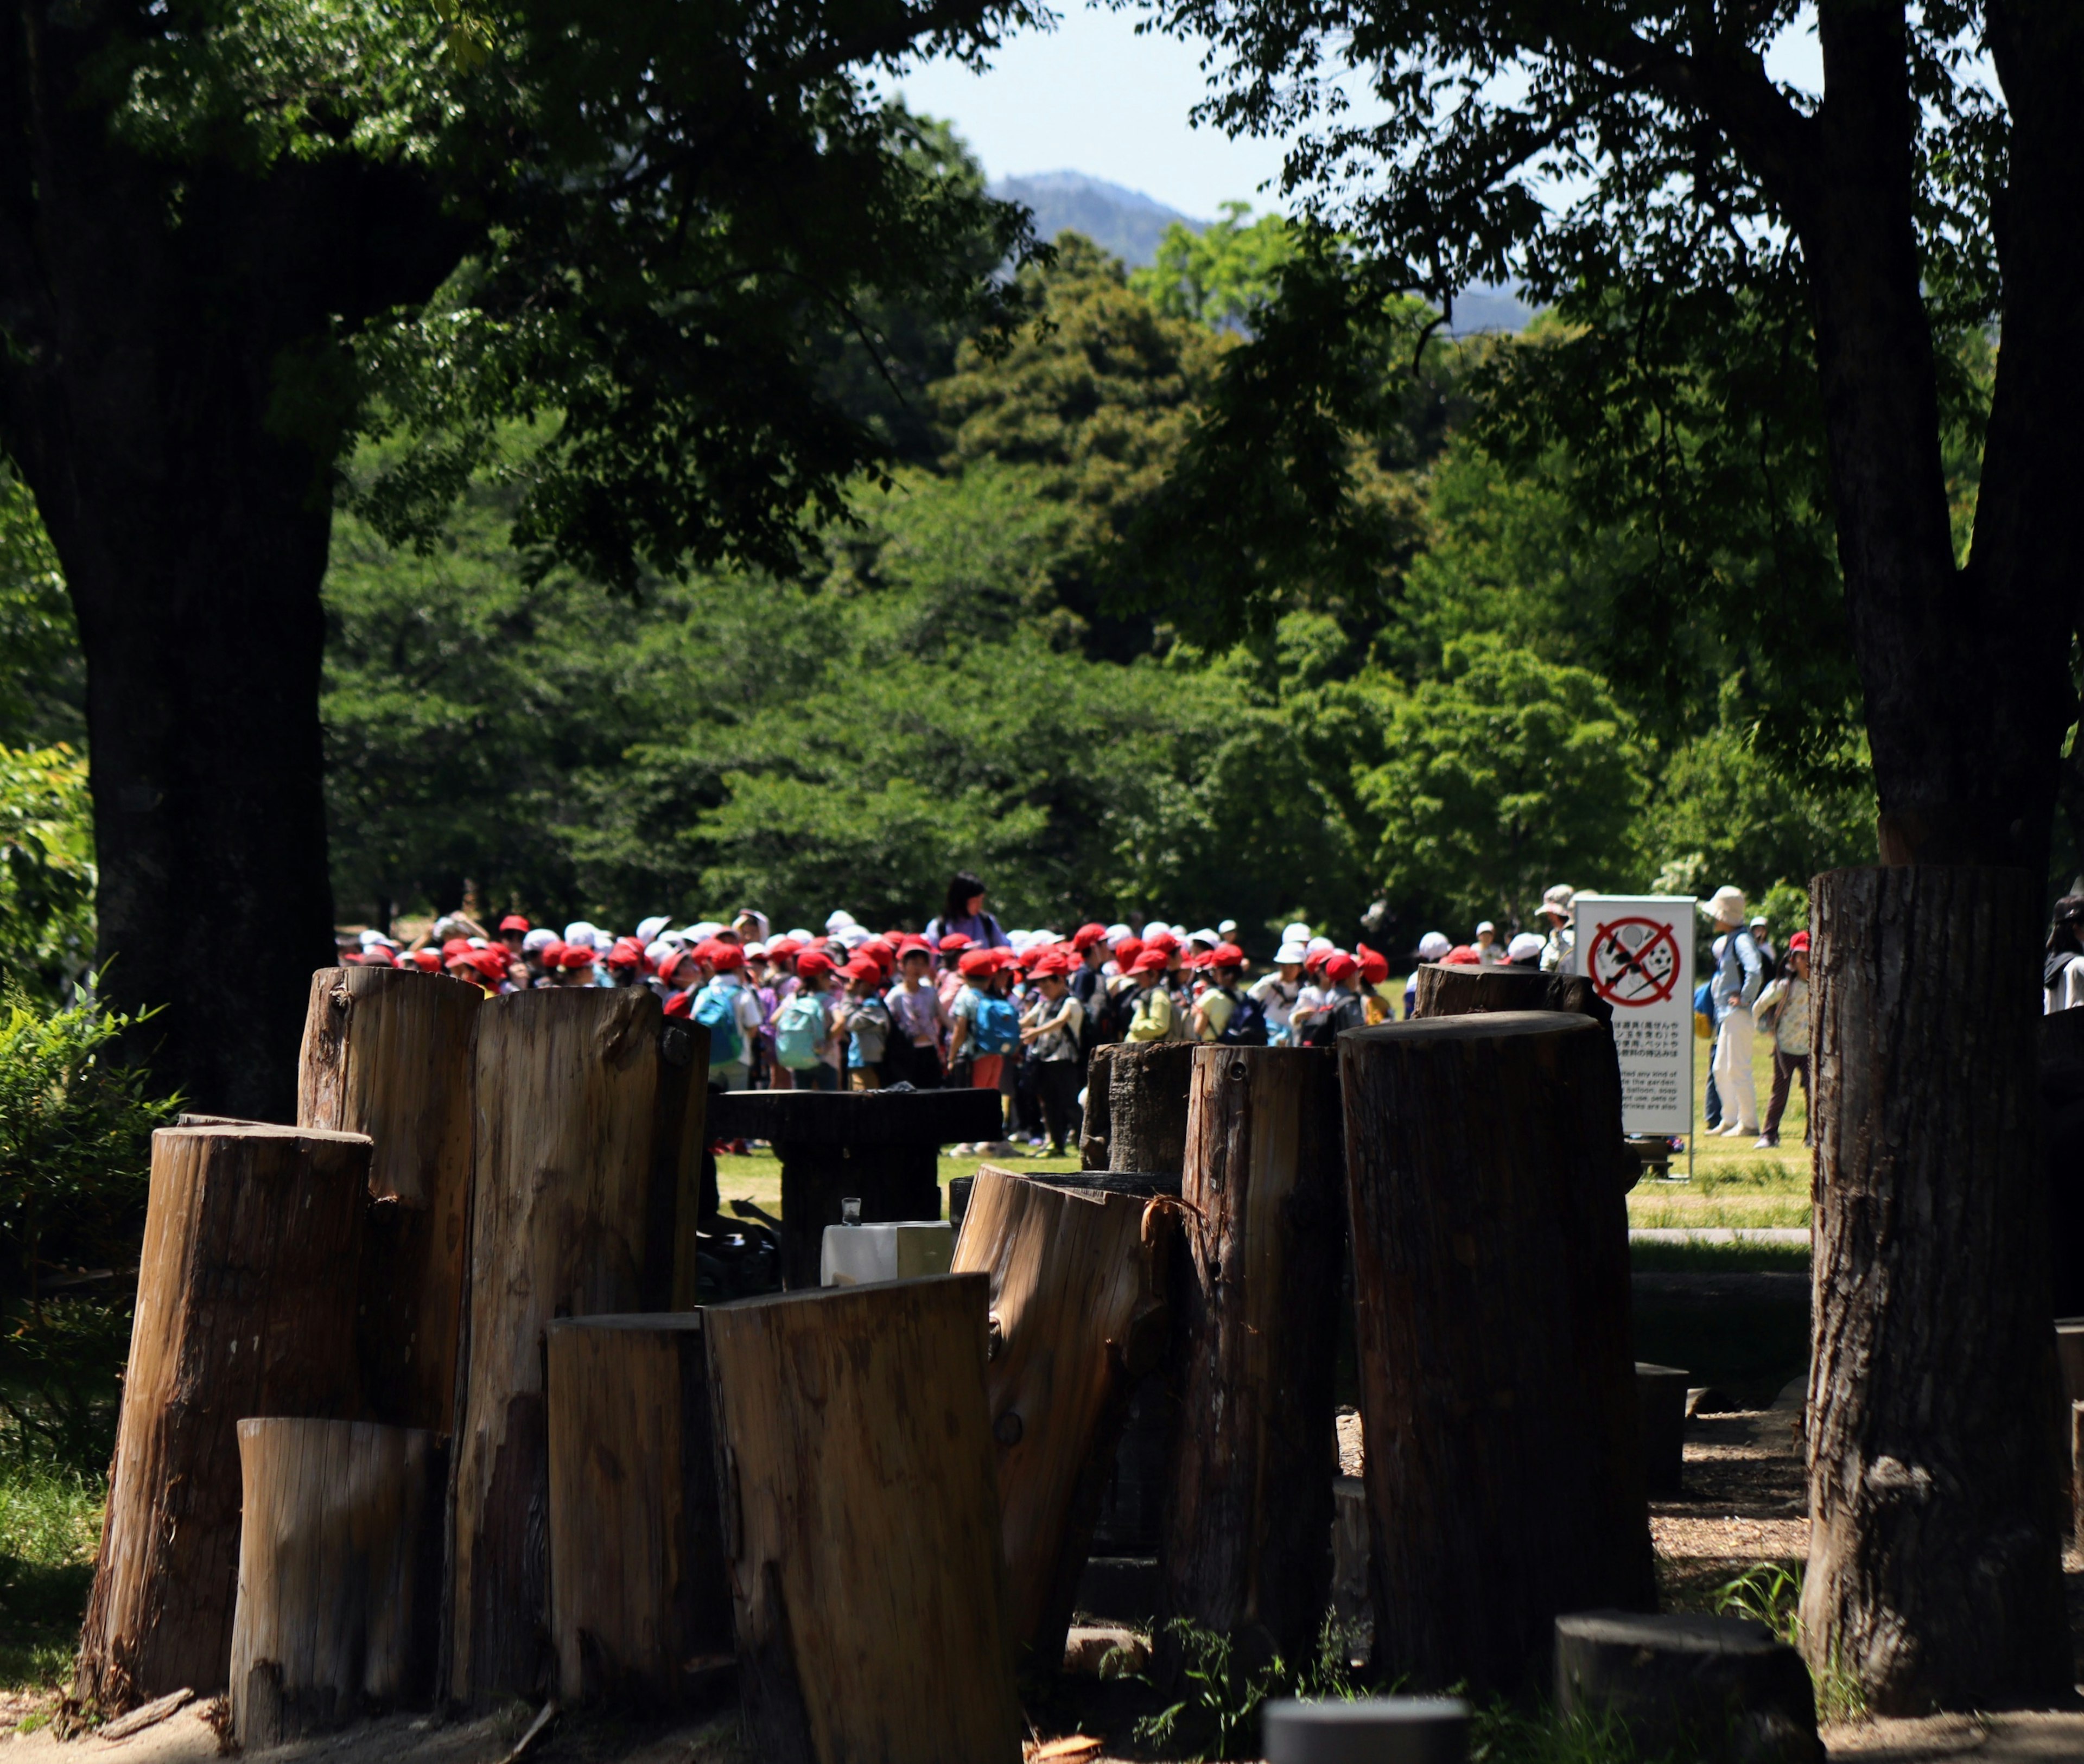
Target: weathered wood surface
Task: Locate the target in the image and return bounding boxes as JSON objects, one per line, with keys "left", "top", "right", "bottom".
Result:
{"left": 710, "top": 1088, "right": 997, "bottom": 1289}
{"left": 1079, "top": 1042, "right": 1116, "bottom": 1169}
{"left": 1412, "top": 962, "right": 1612, "bottom": 1026}
{"left": 74, "top": 1125, "right": 371, "bottom": 1712}
{"left": 546, "top": 1315, "right": 732, "bottom": 1709}
{"left": 1105, "top": 1042, "right": 1195, "bottom": 1178}
{"left": 1342, "top": 1012, "right": 1653, "bottom": 1691}
{"left": 297, "top": 964, "right": 481, "bottom": 1431}
{"left": 1805, "top": 867, "right": 2069, "bottom": 1711}
{"left": 951, "top": 1167, "right": 1173, "bottom": 1664}
{"left": 448, "top": 987, "right": 691, "bottom": 1704}
{"left": 230, "top": 1418, "right": 438, "bottom": 1746}
{"left": 1165, "top": 1046, "right": 1344, "bottom": 1665}
{"left": 703, "top": 1275, "right": 1022, "bottom": 1763}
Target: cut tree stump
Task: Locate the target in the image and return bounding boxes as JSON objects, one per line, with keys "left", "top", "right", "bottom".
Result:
{"left": 950, "top": 1167, "right": 1175, "bottom": 1665}
{"left": 449, "top": 987, "right": 701, "bottom": 1705}
{"left": 1341, "top": 1013, "right": 1653, "bottom": 1691}
{"left": 298, "top": 964, "right": 481, "bottom": 1432}
{"left": 1412, "top": 963, "right": 1612, "bottom": 1026}
{"left": 1165, "top": 1046, "right": 1344, "bottom": 1665}
{"left": 703, "top": 1275, "right": 1023, "bottom": 1763}
{"left": 545, "top": 1315, "right": 732, "bottom": 1709}
{"left": 74, "top": 1125, "right": 372, "bottom": 1714}
{"left": 1104, "top": 1042, "right": 1195, "bottom": 1179}
{"left": 230, "top": 1418, "right": 439, "bottom": 1746}
{"left": 1078, "top": 1042, "right": 1115, "bottom": 1169}
{"left": 1804, "top": 867, "right": 2069, "bottom": 1712}
{"left": 707, "top": 1087, "right": 1000, "bottom": 1289}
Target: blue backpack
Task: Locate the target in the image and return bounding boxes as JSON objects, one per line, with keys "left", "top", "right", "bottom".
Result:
{"left": 971, "top": 995, "right": 1020, "bottom": 1056}
{"left": 694, "top": 984, "right": 745, "bottom": 1066}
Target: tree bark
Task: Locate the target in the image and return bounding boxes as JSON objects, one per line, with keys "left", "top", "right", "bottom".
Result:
{"left": 701, "top": 1275, "right": 1023, "bottom": 1763}
{"left": 1078, "top": 1042, "right": 1116, "bottom": 1169}
{"left": 545, "top": 1315, "right": 732, "bottom": 1709}
{"left": 74, "top": 1125, "right": 372, "bottom": 1712}
{"left": 1412, "top": 963, "right": 1611, "bottom": 1026}
{"left": 448, "top": 987, "right": 691, "bottom": 1705}
{"left": 1340, "top": 1012, "right": 1653, "bottom": 1692}
{"left": 950, "top": 1168, "right": 1174, "bottom": 1666}
{"left": 1105, "top": 1042, "right": 1195, "bottom": 1179}
{"left": 297, "top": 965, "right": 482, "bottom": 1432}
{"left": 1802, "top": 867, "right": 2068, "bottom": 1711}
{"left": 229, "top": 1419, "right": 439, "bottom": 1747}
{"left": 1164, "top": 1046, "right": 1344, "bottom": 1666}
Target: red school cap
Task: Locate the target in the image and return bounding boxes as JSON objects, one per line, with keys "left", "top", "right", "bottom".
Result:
{"left": 939, "top": 933, "right": 975, "bottom": 953}
{"left": 1324, "top": 951, "right": 1359, "bottom": 983}
{"left": 1210, "top": 942, "right": 1244, "bottom": 968}
{"left": 957, "top": 948, "right": 996, "bottom": 977}
{"left": 607, "top": 937, "right": 646, "bottom": 969}
{"left": 499, "top": 915, "right": 530, "bottom": 934}
{"left": 710, "top": 945, "right": 746, "bottom": 972}
{"left": 1130, "top": 948, "right": 1171, "bottom": 977}
{"left": 1072, "top": 923, "right": 1108, "bottom": 951}
{"left": 1113, "top": 936, "right": 1145, "bottom": 969}
{"left": 794, "top": 950, "right": 836, "bottom": 979}
{"left": 1443, "top": 945, "right": 1481, "bottom": 966}
{"left": 1356, "top": 943, "right": 1390, "bottom": 984}
{"left": 412, "top": 948, "right": 442, "bottom": 972}
{"left": 558, "top": 943, "right": 598, "bottom": 969}
{"left": 1788, "top": 930, "right": 1811, "bottom": 953}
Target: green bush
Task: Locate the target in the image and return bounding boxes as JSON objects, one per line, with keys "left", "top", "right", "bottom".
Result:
{"left": 0, "top": 992, "right": 178, "bottom": 1469}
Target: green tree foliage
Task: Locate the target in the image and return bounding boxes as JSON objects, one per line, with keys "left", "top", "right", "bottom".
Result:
{"left": 0, "top": 749, "right": 95, "bottom": 1005}
{"left": 1131, "top": 202, "right": 1295, "bottom": 332}
{"left": 0, "top": 472, "right": 83, "bottom": 754}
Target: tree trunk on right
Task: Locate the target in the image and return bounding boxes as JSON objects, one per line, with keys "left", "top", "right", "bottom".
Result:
{"left": 1340, "top": 1012, "right": 1652, "bottom": 1692}
{"left": 1803, "top": 866, "right": 2069, "bottom": 1711}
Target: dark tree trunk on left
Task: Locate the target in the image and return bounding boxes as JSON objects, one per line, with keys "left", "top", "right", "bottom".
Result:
{"left": 0, "top": 15, "right": 461, "bottom": 1115}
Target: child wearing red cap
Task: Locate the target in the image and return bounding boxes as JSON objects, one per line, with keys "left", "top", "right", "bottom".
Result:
{"left": 1019, "top": 958, "right": 1085, "bottom": 1154}
{"left": 833, "top": 958, "right": 893, "bottom": 1091}
{"left": 887, "top": 941, "right": 948, "bottom": 1087}
{"left": 949, "top": 947, "right": 1019, "bottom": 1109}
{"left": 1124, "top": 947, "right": 1180, "bottom": 1042}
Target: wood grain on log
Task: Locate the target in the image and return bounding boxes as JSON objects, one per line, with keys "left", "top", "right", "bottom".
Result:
{"left": 1079, "top": 1043, "right": 1116, "bottom": 1169}
{"left": 1166, "top": 1046, "right": 1343, "bottom": 1665}
{"left": 703, "top": 1275, "right": 1022, "bottom": 1763}
{"left": 951, "top": 1168, "right": 1174, "bottom": 1664}
{"left": 546, "top": 1315, "right": 731, "bottom": 1708}
{"left": 1105, "top": 1043, "right": 1195, "bottom": 1178}
{"left": 1412, "top": 963, "right": 1612, "bottom": 1026}
{"left": 1341, "top": 1013, "right": 1653, "bottom": 1691}
{"left": 297, "top": 965, "right": 481, "bottom": 1431}
{"left": 230, "top": 1419, "right": 439, "bottom": 1746}
{"left": 449, "top": 988, "right": 686, "bottom": 1705}
{"left": 1803, "top": 867, "right": 2069, "bottom": 1711}
{"left": 74, "top": 1126, "right": 371, "bottom": 1712}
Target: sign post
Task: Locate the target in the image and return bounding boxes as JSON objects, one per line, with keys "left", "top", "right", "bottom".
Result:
{"left": 1571, "top": 894, "right": 1695, "bottom": 1152}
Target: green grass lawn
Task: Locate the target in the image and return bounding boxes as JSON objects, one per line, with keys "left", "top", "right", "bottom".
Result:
{"left": 0, "top": 1460, "right": 101, "bottom": 1703}
{"left": 1625, "top": 1026, "right": 1813, "bottom": 1232}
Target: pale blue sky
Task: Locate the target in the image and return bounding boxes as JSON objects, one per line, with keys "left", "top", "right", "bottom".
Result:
{"left": 893, "top": 7, "right": 1834, "bottom": 223}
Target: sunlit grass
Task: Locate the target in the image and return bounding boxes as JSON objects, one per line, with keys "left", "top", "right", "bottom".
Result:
{"left": 0, "top": 1457, "right": 101, "bottom": 1697}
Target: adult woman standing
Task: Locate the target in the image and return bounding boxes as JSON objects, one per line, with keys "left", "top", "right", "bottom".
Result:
{"left": 923, "top": 871, "right": 1011, "bottom": 950}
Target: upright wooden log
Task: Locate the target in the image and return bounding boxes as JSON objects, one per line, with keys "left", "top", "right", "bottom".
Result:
{"left": 703, "top": 1276, "right": 1023, "bottom": 1763}
{"left": 298, "top": 965, "right": 481, "bottom": 1431}
{"left": 74, "top": 1125, "right": 372, "bottom": 1713}
{"left": 449, "top": 987, "right": 693, "bottom": 1705}
{"left": 1412, "top": 963, "right": 1612, "bottom": 1025}
{"left": 1078, "top": 1042, "right": 1116, "bottom": 1169}
{"left": 230, "top": 1419, "right": 439, "bottom": 1746}
{"left": 1165, "top": 1046, "right": 1344, "bottom": 1665}
{"left": 546, "top": 1316, "right": 732, "bottom": 1709}
{"left": 1342, "top": 1013, "right": 1653, "bottom": 1691}
{"left": 951, "top": 1168, "right": 1174, "bottom": 1665}
{"left": 1804, "top": 867, "right": 2068, "bottom": 1711}
{"left": 1106, "top": 1042, "right": 1195, "bottom": 1177}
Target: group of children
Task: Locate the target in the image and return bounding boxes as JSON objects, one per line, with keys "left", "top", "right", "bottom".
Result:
{"left": 338, "top": 906, "right": 1475, "bottom": 1156}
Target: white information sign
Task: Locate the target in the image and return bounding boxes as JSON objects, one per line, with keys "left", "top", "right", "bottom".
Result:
{"left": 1571, "top": 894, "right": 1695, "bottom": 1136}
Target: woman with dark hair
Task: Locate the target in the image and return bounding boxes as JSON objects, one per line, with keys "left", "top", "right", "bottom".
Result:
{"left": 923, "top": 870, "right": 1011, "bottom": 950}
{"left": 2046, "top": 895, "right": 2084, "bottom": 1012}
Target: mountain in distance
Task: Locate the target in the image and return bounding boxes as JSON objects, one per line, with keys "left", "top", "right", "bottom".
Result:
{"left": 988, "top": 169, "right": 1535, "bottom": 335}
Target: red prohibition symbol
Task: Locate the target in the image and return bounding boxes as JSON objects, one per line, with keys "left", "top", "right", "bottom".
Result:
{"left": 1587, "top": 916, "right": 1681, "bottom": 1007}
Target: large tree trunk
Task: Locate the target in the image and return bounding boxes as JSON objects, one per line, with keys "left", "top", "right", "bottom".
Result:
{"left": 701, "top": 1275, "right": 1023, "bottom": 1763}
{"left": 950, "top": 1168, "right": 1174, "bottom": 1666}
{"left": 298, "top": 966, "right": 482, "bottom": 1431}
{"left": 74, "top": 1125, "right": 372, "bottom": 1713}
{"left": 545, "top": 1315, "right": 733, "bottom": 1710}
{"left": 229, "top": 1419, "right": 440, "bottom": 1747}
{"left": 448, "top": 988, "right": 689, "bottom": 1705}
{"left": 1164, "top": 1046, "right": 1344, "bottom": 1667}
{"left": 1803, "top": 868, "right": 2069, "bottom": 1710}
{"left": 1340, "top": 1014, "right": 1653, "bottom": 1692}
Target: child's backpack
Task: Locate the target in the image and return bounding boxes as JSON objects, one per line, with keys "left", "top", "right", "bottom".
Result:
{"left": 1303, "top": 992, "right": 1365, "bottom": 1048}
{"left": 694, "top": 985, "right": 744, "bottom": 1067}
{"left": 971, "top": 994, "right": 1020, "bottom": 1056}
{"left": 773, "top": 992, "right": 826, "bottom": 1070}
{"left": 848, "top": 995, "right": 892, "bottom": 1065}
{"left": 1215, "top": 986, "right": 1269, "bottom": 1046}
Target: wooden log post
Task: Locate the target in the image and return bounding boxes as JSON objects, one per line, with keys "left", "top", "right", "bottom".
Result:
{"left": 951, "top": 1168, "right": 1174, "bottom": 1667}
{"left": 74, "top": 1125, "right": 372, "bottom": 1714}
{"left": 297, "top": 965, "right": 481, "bottom": 1431}
{"left": 1165, "top": 1046, "right": 1344, "bottom": 1666}
{"left": 1342, "top": 1013, "right": 1654, "bottom": 1692}
{"left": 448, "top": 987, "right": 700, "bottom": 1705}
{"left": 1803, "top": 867, "right": 2069, "bottom": 1711}
{"left": 1412, "top": 963, "right": 1612, "bottom": 1025}
{"left": 545, "top": 1316, "right": 732, "bottom": 1709}
{"left": 708, "top": 1088, "right": 1001, "bottom": 1290}
{"left": 1105, "top": 1042, "right": 1196, "bottom": 1179}
{"left": 703, "top": 1276, "right": 1023, "bottom": 1763}
{"left": 230, "top": 1419, "right": 439, "bottom": 1746}
{"left": 1078, "top": 1042, "right": 1116, "bottom": 1169}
